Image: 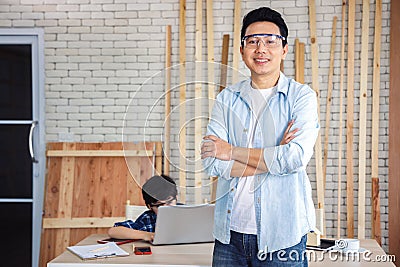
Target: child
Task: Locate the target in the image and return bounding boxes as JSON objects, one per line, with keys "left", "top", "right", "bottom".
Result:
{"left": 108, "top": 174, "right": 178, "bottom": 241}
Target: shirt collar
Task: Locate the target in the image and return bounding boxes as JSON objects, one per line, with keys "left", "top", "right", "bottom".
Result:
{"left": 229, "top": 72, "right": 289, "bottom": 98}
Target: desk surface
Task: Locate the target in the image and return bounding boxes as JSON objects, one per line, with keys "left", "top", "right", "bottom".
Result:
{"left": 48, "top": 234, "right": 396, "bottom": 267}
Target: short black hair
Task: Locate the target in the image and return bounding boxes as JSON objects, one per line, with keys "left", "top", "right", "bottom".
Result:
{"left": 241, "top": 7, "right": 288, "bottom": 47}
{"left": 142, "top": 175, "right": 177, "bottom": 206}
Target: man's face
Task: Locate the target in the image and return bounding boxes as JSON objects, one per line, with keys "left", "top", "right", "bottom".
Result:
{"left": 240, "top": 21, "right": 288, "bottom": 82}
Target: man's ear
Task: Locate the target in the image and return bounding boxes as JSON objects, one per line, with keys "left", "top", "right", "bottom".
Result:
{"left": 282, "top": 44, "right": 288, "bottom": 60}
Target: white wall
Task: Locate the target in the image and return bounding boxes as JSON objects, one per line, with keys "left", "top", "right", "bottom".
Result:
{"left": 0, "top": 0, "right": 391, "bottom": 251}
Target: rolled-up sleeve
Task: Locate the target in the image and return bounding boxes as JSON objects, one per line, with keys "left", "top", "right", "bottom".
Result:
{"left": 202, "top": 94, "right": 235, "bottom": 180}
{"left": 263, "top": 87, "right": 319, "bottom": 175}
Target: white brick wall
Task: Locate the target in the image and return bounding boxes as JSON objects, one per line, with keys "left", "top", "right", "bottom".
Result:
{"left": 0, "top": 0, "right": 391, "bottom": 251}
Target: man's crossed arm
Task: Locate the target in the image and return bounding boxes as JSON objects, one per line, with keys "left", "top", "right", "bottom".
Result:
{"left": 201, "top": 120, "right": 299, "bottom": 177}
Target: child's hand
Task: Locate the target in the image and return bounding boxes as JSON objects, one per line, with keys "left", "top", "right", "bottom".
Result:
{"left": 142, "top": 232, "right": 154, "bottom": 242}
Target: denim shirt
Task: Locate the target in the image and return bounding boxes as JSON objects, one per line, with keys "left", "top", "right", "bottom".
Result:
{"left": 202, "top": 73, "right": 318, "bottom": 254}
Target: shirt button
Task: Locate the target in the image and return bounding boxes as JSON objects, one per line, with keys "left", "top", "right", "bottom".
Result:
{"left": 258, "top": 197, "right": 260, "bottom": 203}
{"left": 243, "top": 129, "right": 248, "bottom": 132}
{"left": 231, "top": 188, "right": 234, "bottom": 192}
{"left": 227, "top": 209, "right": 231, "bottom": 214}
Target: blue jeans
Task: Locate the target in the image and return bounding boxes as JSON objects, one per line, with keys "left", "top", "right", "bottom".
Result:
{"left": 212, "top": 231, "right": 308, "bottom": 267}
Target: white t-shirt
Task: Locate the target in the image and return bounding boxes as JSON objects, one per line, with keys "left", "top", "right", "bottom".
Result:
{"left": 229, "top": 84, "right": 275, "bottom": 234}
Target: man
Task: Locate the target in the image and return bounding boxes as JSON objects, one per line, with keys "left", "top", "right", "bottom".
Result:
{"left": 201, "top": 7, "right": 319, "bottom": 266}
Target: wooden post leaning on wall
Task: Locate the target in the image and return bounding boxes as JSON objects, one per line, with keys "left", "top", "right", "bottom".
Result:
{"left": 358, "top": 0, "right": 370, "bottom": 240}
{"left": 164, "top": 25, "right": 172, "bottom": 176}
{"left": 219, "top": 34, "right": 230, "bottom": 92}
{"left": 295, "top": 38, "right": 305, "bottom": 84}
{"left": 308, "top": 0, "right": 325, "bottom": 235}
{"left": 371, "top": 0, "right": 382, "bottom": 245}
{"left": 179, "top": 0, "right": 187, "bottom": 203}
{"left": 337, "top": 0, "right": 346, "bottom": 239}
{"left": 346, "top": 0, "right": 355, "bottom": 238}
{"left": 323, "top": 16, "right": 337, "bottom": 189}
{"left": 194, "top": 0, "right": 203, "bottom": 204}
{"left": 206, "top": 0, "right": 215, "bottom": 116}
{"left": 231, "top": 0, "right": 241, "bottom": 84}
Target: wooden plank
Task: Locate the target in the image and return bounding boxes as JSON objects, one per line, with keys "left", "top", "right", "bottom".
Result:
{"left": 371, "top": 0, "right": 382, "bottom": 244}
{"left": 299, "top": 42, "right": 305, "bottom": 84}
{"left": 346, "top": 0, "right": 355, "bottom": 238}
{"left": 195, "top": 0, "right": 203, "bottom": 204}
{"left": 43, "top": 217, "right": 126, "bottom": 229}
{"left": 219, "top": 34, "right": 230, "bottom": 92}
{"left": 126, "top": 157, "right": 144, "bottom": 206}
{"left": 40, "top": 143, "right": 63, "bottom": 267}
{"left": 323, "top": 16, "right": 337, "bottom": 188}
{"left": 337, "top": 0, "right": 346, "bottom": 239}
{"left": 55, "top": 143, "right": 76, "bottom": 256}
{"left": 389, "top": 0, "right": 400, "bottom": 261}
{"left": 47, "top": 150, "right": 154, "bottom": 157}
{"left": 179, "top": 0, "right": 187, "bottom": 203}
{"left": 164, "top": 25, "right": 172, "bottom": 176}
{"left": 372, "top": 178, "right": 382, "bottom": 245}
{"left": 231, "top": 0, "right": 241, "bottom": 83}
{"left": 308, "top": 0, "right": 325, "bottom": 235}
{"left": 295, "top": 39, "right": 305, "bottom": 84}
{"left": 154, "top": 142, "right": 162, "bottom": 175}
{"left": 295, "top": 38, "right": 300, "bottom": 81}
{"left": 206, "top": 0, "right": 215, "bottom": 116}
{"left": 357, "top": 0, "right": 369, "bottom": 240}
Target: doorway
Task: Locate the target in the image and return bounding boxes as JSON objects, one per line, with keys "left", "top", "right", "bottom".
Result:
{"left": 0, "top": 29, "right": 45, "bottom": 267}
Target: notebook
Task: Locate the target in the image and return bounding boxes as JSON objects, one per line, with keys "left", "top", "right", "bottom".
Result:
{"left": 67, "top": 242, "right": 129, "bottom": 260}
{"left": 151, "top": 204, "right": 215, "bottom": 245}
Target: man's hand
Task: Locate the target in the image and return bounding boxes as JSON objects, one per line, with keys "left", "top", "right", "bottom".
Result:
{"left": 280, "top": 120, "right": 299, "bottom": 145}
{"left": 201, "top": 135, "right": 232, "bottom": 160}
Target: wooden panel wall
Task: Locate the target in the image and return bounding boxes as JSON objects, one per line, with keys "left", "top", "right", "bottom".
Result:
{"left": 39, "top": 142, "right": 162, "bottom": 267}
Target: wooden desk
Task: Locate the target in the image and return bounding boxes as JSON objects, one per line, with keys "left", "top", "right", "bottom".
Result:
{"left": 47, "top": 234, "right": 213, "bottom": 267}
{"left": 47, "top": 234, "right": 395, "bottom": 267}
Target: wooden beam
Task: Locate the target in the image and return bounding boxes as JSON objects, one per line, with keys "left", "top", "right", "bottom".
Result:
{"left": 357, "top": 0, "right": 370, "bottom": 240}
{"left": 371, "top": 0, "right": 382, "bottom": 245}
{"left": 389, "top": 0, "right": 400, "bottom": 261}
{"left": 179, "top": 0, "right": 187, "bottom": 203}
{"left": 231, "top": 0, "right": 241, "bottom": 83}
{"left": 372, "top": 178, "right": 382, "bottom": 245}
{"left": 346, "top": 0, "right": 355, "bottom": 238}
{"left": 308, "top": 0, "right": 325, "bottom": 235}
{"left": 219, "top": 34, "right": 230, "bottom": 92}
{"left": 206, "top": 0, "right": 215, "bottom": 116}
{"left": 43, "top": 217, "right": 126, "bottom": 229}
{"left": 194, "top": 0, "right": 203, "bottom": 204}
{"left": 323, "top": 16, "right": 337, "bottom": 189}
{"left": 47, "top": 150, "right": 154, "bottom": 157}
{"left": 337, "top": 0, "right": 346, "bottom": 239}
{"left": 164, "top": 25, "right": 172, "bottom": 176}
{"left": 298, "top": 41, "right": 305, "bottom": 84}
{"left": 55, "top": 143, "right": 75, "bottom": 256}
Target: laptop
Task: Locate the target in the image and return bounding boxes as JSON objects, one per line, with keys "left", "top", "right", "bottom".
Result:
{"left": 151, "top": 204, "right": 215, "bottom": 245}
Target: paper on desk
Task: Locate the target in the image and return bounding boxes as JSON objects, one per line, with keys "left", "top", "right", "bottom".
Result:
{"left": 67, "top": 242, "right": 129, "bottom": 260}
